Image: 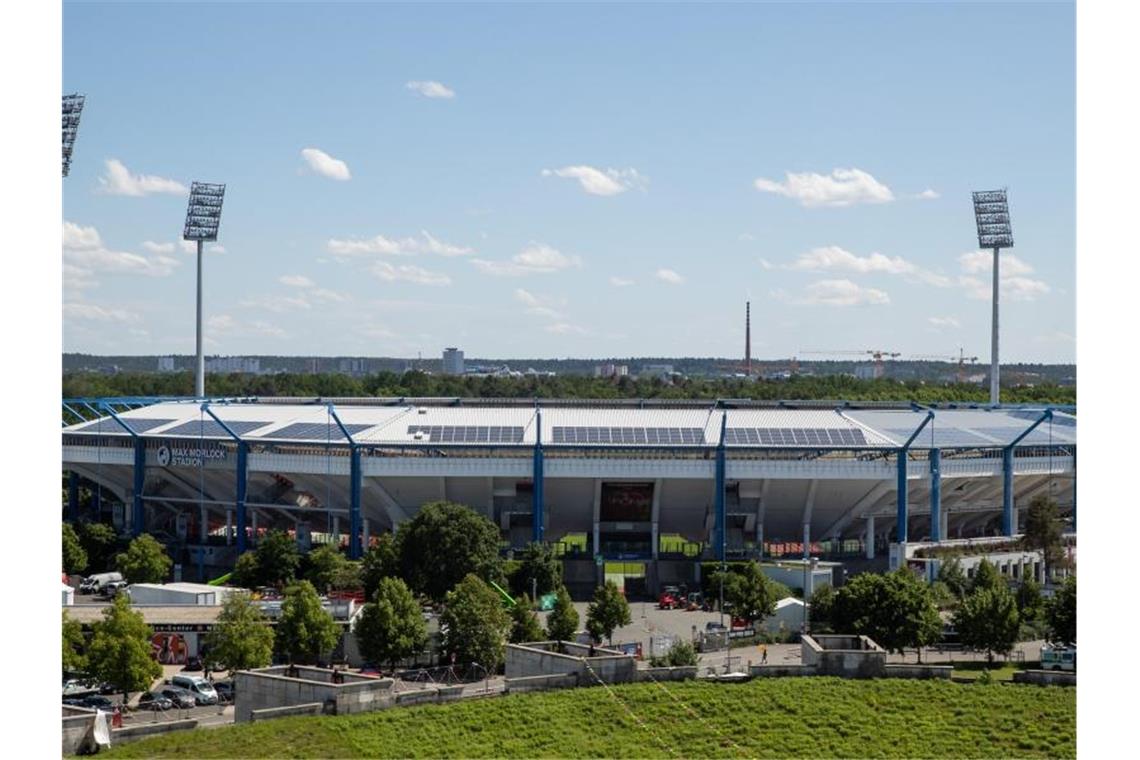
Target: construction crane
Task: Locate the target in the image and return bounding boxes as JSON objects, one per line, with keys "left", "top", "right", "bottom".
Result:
{"left": 911, "top": 349, "right": 980, "bottom": 384}
{"left": 800, "top": 350, "right": 901, "bottom": 379}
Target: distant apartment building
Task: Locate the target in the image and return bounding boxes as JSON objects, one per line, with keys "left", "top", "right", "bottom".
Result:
{"left": 854, "top": 364, "right": 883, "bottom": 380}
{"left": 639, "top": 364, "right": 675, "bottom": 380}
{"left": 442, "top": 348, "right": 465, "bottom": 375}
{"left": 595, "top": 363, "right": 629, "bottom": 379}
{"left": 339, "top": 358, "right": 367, "bottom": 376}
{"left": 205, "top": 356, "right": 261, "bottom": 374}
{"left": 157, "top": 356, "right": 176, "bottom": 373}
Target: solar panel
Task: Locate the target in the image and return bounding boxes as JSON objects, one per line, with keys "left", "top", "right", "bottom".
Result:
{"left": 264, "top": 422, "right": 374, "bottom": 440}
{"left": 725, "top": 428, "right": 868, "bottom": 446}
{"left": 549, "top": 427, "right": 706, "bottom": 445}
{"left": 74, "top": 418, "right": 176, "bottom": 434}
{"left": 160, "top": 420, "right": 270, "bottom": 438}
{"left": 406, "top": 425, "right": 524, "bottom": 443}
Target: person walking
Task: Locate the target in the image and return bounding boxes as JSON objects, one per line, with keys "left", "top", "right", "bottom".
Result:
{"left": 760, "top": 644, "right": 768, "bottom": 665}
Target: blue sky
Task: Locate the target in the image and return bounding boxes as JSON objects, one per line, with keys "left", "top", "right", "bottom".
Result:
{"left": 62, "top": 1, "right": 1075, "bottom": 362}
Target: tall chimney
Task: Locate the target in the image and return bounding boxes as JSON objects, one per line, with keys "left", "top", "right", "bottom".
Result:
{"left": 745, "top": 301, "right": 752, "bottom": 377}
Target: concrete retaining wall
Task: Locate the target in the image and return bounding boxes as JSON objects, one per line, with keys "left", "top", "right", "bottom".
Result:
{"left": 111, "top": 719, "right": 199, "bottom": 744}
{"left": 749, "top": 665, "right": 818, "bottom": 677}
{"left": 505, "top": 641, "right": 637, "bottom": 684}
{"left": 250, "top": 703, "right": 325, "bottom": 722}
{"left": 62, "top": 707, "right": 99, "bottom": 756}
{"left": 1013, "top": 669, "right": 1077, "bottom": 687}
{"left": 635, "top": 666, "right": 698, "bottom": 682}
{"left": 506, "top": 673, "right": 581, "bottom": 693}
{"left": 882, "top": 664, "right": 953, "bottom": 680}
{"left": 234, "top": 668, "right": 395, "bottom": 723}
{"left": 802, "top": 635, "right": 886, "bottom": 678}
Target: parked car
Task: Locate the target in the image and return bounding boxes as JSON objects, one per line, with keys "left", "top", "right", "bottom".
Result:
{"left": 171, "top": 674, "right": 219, "bottom": 705}
{"left": 212, "top": 681, "right": 234, "bottom": 703}
{"left": 705, "top": 621, "right": 727, "bottom": 633}
{"left": 183, "top": 655, "right": 204, "bottom": 672}
{"left": 658, "top": 586, "right": 682, "bottom": 610}
{"left": 81, "top": 695, "right": 116, "bottom": 711}
{"left": 62, "top": 678, "right": 93, "bottom": 697}
{"left": 100, "top": 580, "right": 128, "bottom": 598}
{"left": 138, "top": 692, "right": 174, "bottom": 711}
{"left": 78, "top": 572, "right": 124, "bottom": 595}
{"left": 158, "top": 686, "right": 197, "bottom": 709}
{"left": 62, "top": 697, "right": 88, "bottom": 707}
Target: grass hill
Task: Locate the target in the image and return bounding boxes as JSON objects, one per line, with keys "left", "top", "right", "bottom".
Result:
{"left": 104, "top": 677, "right": 1074, "bottom": 759}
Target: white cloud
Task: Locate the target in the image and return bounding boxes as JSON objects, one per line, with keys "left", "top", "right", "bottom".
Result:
{"left": 957, "top": 251, "right": 1049, "bottom": 301}
{"left": 370, "top": 261, "right": 451, "bottom": 286}
{"left": 738, "top": 233, "right": 756, "bottom": 241}
{"left": 753, "top": 167, "right": 894, "bottom": 207}
{"left": 310, "top": 288, "right": 350, "bottom": 303}
{"left": 958, "top": 250, "right": 1034, "bottom": 276}
{"left": 759, "top": 258, "right": 774, "bottom": 270}
{"left": 97, "top": 159, "right": 187, "bottom": 196}
{"left": 279, "top": 274, "right": 315, "bottom": 288}
{"left": 300, "top": 147, "right": 352, "bottom": 181}
{"left": 141, "top": 241, "right": 175, "bottom": 254}
{"left": 545, "top": 322, "right": 587, "bottom": 335}
{"left": 609, "top": 276, "right": 635, "bottom": 287}
{"left": 541, "top": 166, "right": 647, "bottom": 196}
{"left": 239, "top": 294, "right": 312, "bottom": 313}
{"left": 63, "top": 302, "right": 141, "bottom": 323}
{"left": 928, "top": 316, "right": 961, "bottom": 328}
{"left": 471, "top": 243, "right": 581, "bottom": 276}
{"left": 655, "top": 269, "right": 684, "bottom": 285}
{"left": 207, "top": 314, "right": 286, "bottom": 338}
{"left": 784, "top": 279, "right": 891, "bottom": 307}
{"left": 789, "top": 246, "right": 913, "bottom": 275}
{"left": 514, "top": 288, "right": 565, "bottom": 319}
{"left": 178, "top": 240, "right": 224, "bottom": 255}
{"left": 327, "top": 230, "right": 472, "bottom": 258}
{"left": 406, "top": 80, "right": 456, "bottom": 99}
{"left": 207, "top": 314, "right": 236, "bottom": 332}
{"left": 1034, "top": 331, "right": 1075, "bottom": 344}
{"left": 64, "top": 221, "right": 180, "bottom": 290}
{"left": 917, "top": 188, "right": 940, "bottom": 200}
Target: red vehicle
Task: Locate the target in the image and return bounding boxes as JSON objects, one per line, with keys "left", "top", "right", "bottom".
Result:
{"left": 658, "top": 586, "right": 682, "bottom": 610}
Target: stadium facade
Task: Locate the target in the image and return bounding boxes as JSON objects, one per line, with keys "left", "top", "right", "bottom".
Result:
{"left": 61, "top": 398, "right": 1075, "bottom": 592}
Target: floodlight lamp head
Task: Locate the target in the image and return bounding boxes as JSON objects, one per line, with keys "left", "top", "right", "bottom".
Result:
{"left": 62, "top": 93, "right": 86, "bottom": 178}
{"left": 183, "top": 181, "right": 226, "bottom": 241}
{"left": 972, "top": 188, "right": 1014, "bottom": 249}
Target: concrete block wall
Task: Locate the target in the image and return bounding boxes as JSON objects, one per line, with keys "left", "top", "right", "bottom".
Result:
{"left": 505, "top": 673, "right": 581, "bottom": 693}
{"left": 882, "top": 664, "right": 952, "bottom": 680}
{"left": 801, "top": 635, "right": 886, "bottom": 678}
{"left": 634, "top": 666, "right": 697, "bottom": 682}
{"left": 750, "top": 665, "right": 818, "bottom": 677}
{"left": 250, "top": 703, "right": 325, "bottom": 722}
{"left": 61, "top": 707, "right": 99, "bottom": 756}
{"left": 234, "top": 668, "right": 395, "bottom": 723}
{"left": 1012, "top": 670, "right": 1077, "bottom": 687}
{"left": 505, "top": 642, "right": 636, "bottom": 684}
{"left": 111, "top": 719, "right": 199, "bottom": 743}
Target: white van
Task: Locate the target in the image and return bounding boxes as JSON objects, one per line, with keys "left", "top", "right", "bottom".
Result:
{"left": 1040, "top": 645, "right": 1076, "bottom": 671}
{"left": 79, "top": 572, "right": 124, "bottom": 594}
{"left": 170, "top": 675, "right": 218, "bottom": 705}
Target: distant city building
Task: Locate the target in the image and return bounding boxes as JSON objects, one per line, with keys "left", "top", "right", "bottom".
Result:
{"left": 442, "top": 347, "right": 465, "bottom": 375}
{"left": 157, "top": 356, "right": 176, "bottom": 373}
{"left": 595, "top": 363, "right": 629, "bottom": 379}
{"left": 205, "top": 356, "right": 261, "bottom": 374}
{"left": 639, "top": 364, "right": 675, "bottom": 380}
{"left": 854, "top": 364, "right": 883, "bottom": 380}
{"left": 339, "top": 358, "right": 367, "bottom": 376}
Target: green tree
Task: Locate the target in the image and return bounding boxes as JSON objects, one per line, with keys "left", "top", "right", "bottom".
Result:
{"left": 62, "top": 610, "right": 86, "bottom": 673}
{"left": 329, "top": 561, "right": 363, "bottom": 592}
{"left": 545, "top": 586, "right": 579, "bottom": 642}
{"left": 276, "top": 580, "right": 339, "bottom": 665}
{"left": 305, "top": 544, "right": 350, "bottom": 593}
{"left": 204, "top": 592, "right": 275, "bottom": 674}
{"left": 710, "top": 562, "right": 781, "bottom": 627}
{"left": 232, "top": 551, "right": 260, "bottom": 589}
{"left": 256, "top": 530, "right": 301, "bottom": 588}
{"left": 832, "top": 570, "right": 943, "bottom": 657}
{"left": 970, "top": 559, "right": 1005, "bottom": 594}
{"left": 509, "top": 594, "right": 546, "bottom": 643}
{"left": 511, "top": 542, "right": 563, "bottom": 598}
{"left": 936, "top": 558, "right": 969, "bottom": 599}
{"left": 354, "top": 577, "right": 428, "bottom": 668}
{"left": 808, "top": 585, "right": 837, "bottom": 633}
{"left": 397, "top": 502, "right": 503, "bottom": 601}
{"left": 361, "top": 533, "right": 400, "bottom": 600}
{"left": 78, "top": 522, "right": 120, "bottom": 573}
{"left": 63, "top": 523, "right": 88, "bottom": 575}
{"left": 664, "top": 640, "right": 699, "bottom": 667}
{"left": 1046, "top": 575, "right": 1076, "bottom": 646}
{"left": 585, "top": 581, "right": 632, "bottom": 645}
{"left": 1022, "top": 495, "right": 1066, "bottom": 580}
{"left": 115, "top": 534, "right": 173, "bottom": 584}
{"left": 440, "top": 574, "right": 512, "bottom": 671}
{"left": 954, "top": 586, "right": 1021, "bottom": 664}
{"left": 86, "top": 594, "right": 162, "bottom": 701}
{"left": 1016, "top": 579, "right": 1045, "bottom": 623}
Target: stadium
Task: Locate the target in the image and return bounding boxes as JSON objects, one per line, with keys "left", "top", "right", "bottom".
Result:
{"left": 60, "top": 396, "right": 1075, "bottom": 593}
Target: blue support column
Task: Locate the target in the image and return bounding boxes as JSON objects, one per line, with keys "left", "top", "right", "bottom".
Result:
{"left": 1071, "top": 445, "right": 1077, "bottom": 532}
{"left": 68, "top": 471, "right": 79, "bottom": 523}
{"left": 896, "top": 449, "right": 908, "bottom": 544}
{"left": 132, "top": 438, "right": 146, "bottom": 536}
{"left": 1002, "top": 447, "right": 1015, "bottom": 536}
{"left": 714, "top": 414, "right": 727, "bottom": 562}
{"left": 929, "top": 449, "right": 942, "bottom": 542}
{"left": 236, "top": 443, "right": 248, "bottom": 554}
{"left": 349, "top": 446, "right": 362, "bottom": 559}
{"left": 532, "top": 410, "right": 544, "bottom": 543}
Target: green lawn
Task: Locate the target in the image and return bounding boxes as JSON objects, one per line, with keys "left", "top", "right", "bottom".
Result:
{"left": 105, "top": 678, "right": 1075, "bottom": 759}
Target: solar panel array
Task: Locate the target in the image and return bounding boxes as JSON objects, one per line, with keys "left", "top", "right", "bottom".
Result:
{"left": 883, "top": 428, "right": 996, "bottom": 448}
{"left": 551, "top": 427, "right": 706, "bottom": 445}
{"left": 724, "top": 427, "right": 868, "bottom": 446}
{"left": 76, "top": 418, "right": 176, "bottom": 434}
{"left": 160, "top": 420, "right": 270, "bottom": 438}
{"left": 406, "top": 425, "right": 525, "bottom": 443}
{"left": 263, "top": 422, "right": 374, "bottom": 441}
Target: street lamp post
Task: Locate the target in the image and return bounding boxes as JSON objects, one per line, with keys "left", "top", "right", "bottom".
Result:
{"left": 182, "top": 182, "right": 227, "bottom": 398}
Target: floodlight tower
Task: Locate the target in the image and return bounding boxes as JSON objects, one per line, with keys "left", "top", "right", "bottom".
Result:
{"left": 183, "top": 182, "right": 226, "bottom": 398}
{"left": 972, "top": 189, "right": 1014, "bottom": 406}
{"left": 62, "top": 93, "right": 86, "bottom": 177}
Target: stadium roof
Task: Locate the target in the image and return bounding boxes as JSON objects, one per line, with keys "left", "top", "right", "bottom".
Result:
{"left": 62, "top": 400, "right": 1075, "bottom": 450}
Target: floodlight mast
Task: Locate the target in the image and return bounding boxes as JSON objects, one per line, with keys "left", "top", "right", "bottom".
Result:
{"left": 972, "top": 189, "right": 1014, "bottom": 406}
{"left": 62, "top": 94, "right": 86, "bottom": 177}
{"left": 183, "top": 182, "right": 226, "bottom": 398}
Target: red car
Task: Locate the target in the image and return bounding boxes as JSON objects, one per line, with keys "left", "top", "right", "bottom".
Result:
{"left": 658, "top": 586, "right": 682, "bottom": 610}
